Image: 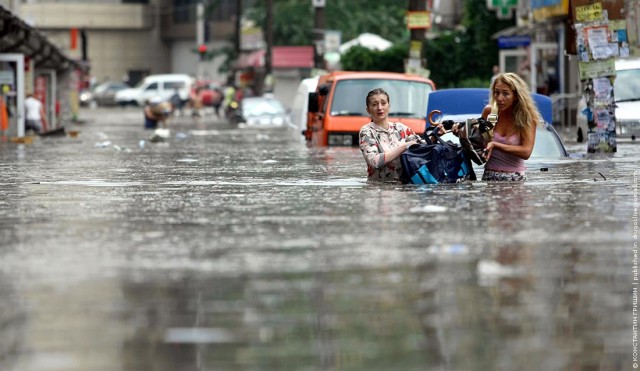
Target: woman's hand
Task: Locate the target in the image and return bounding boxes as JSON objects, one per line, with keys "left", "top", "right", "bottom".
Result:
{"left": 483, "top": 141, "right": 495, "bottom": 161}
{"left": 404, "top": 140, "right": 419, "bottom": 150}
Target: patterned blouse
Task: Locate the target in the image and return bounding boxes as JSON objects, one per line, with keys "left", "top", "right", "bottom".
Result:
{"left": 359, "top": 121, "right": 424, "bottom": 182}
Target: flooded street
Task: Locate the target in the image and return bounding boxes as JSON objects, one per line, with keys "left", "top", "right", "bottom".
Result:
{"left": 0, "top": 107, "right": 637, "bottom": 370}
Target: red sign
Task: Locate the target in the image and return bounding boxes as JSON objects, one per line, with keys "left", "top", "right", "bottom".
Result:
{"left": 35, "top": 75, "right": 47, "bottom": 107}
{"left": 70, "top": 28, "right": 78, "bottom": 50}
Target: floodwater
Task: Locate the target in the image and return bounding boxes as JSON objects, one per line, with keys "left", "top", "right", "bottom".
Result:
{"left": 0, "top": 108, "right": 637, "bottom": 371}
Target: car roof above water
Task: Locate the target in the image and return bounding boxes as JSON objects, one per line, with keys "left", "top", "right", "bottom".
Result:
{"left": 615, "top": 57, "right": 640, "bottom": 71}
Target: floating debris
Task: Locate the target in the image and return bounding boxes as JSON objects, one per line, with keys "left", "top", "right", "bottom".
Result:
{"left": 95, "top": 140, "right": 112, "bottom": 148}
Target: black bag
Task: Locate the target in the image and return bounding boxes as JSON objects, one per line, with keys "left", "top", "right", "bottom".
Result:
{"left": 400, "top": 132, "right": 476, "bottom": 185}
{"left": 459, "top": 118, "right": 495, "bottom": 165}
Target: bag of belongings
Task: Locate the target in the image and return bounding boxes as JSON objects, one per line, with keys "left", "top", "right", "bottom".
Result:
{"left": 400, "top": 129, "right": 476, "bottom": 185}
{"left": 457, "top": 116, "right": 495, "bottom": 165}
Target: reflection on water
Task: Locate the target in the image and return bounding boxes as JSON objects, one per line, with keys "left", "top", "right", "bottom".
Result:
{"left": 0, "top": 110, "right": 634, "bottom": 370}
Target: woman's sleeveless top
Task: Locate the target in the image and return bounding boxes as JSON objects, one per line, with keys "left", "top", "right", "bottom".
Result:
{"left": 485, "top": 131, "right": 525, "bottom": 173}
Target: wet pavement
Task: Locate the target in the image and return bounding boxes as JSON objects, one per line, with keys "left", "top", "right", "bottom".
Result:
{"left": 0, "top": 107, "right": 637, "bottom": 370}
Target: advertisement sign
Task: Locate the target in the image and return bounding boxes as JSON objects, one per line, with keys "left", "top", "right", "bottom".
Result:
{"left": 406, "top": 11, "right": 431, "bottom": 29}
{"left": 571, "top": 0, "right": 624, "bottom": 22}
{"left": 532, "top": 0, "right": 569, "bottom": 20}
{"left": 35, "top": 74, "right": 47, "bottom": 110}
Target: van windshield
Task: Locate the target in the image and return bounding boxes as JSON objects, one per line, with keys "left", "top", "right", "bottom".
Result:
{"left": 330, "top": 79, "right": 433, "bottom": 118}
{"left": 615, "top": 68, "right": 640, "bottom": 102}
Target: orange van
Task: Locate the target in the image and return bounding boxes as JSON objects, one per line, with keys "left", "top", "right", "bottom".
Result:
{"left": 304, "top": 71, "right": 436, "bottom": 146}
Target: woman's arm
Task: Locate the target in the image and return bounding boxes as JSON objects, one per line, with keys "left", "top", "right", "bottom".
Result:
{"left": 359, "top": 126, "right": 420, "bottom": 170}
{"left": 481, "top": 105, "right": 492, "bottom": 120}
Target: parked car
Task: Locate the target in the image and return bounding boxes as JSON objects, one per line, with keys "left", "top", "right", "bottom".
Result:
{"left": 231, "top": 96, "right": 293, "bottom": 128}
{"left": 576, "top": 57, "right": 640, "bottom": 142}
{"left": 90, "top": 81, "right": 130, "bottom": 106}
{"left": 79, "top": 86, "right": 94, "bottom": 107}
{"left": 426, "top": 88, "right": 569, "bottom": 160}
{"left": 115, "top": 74, "right": 193, "bottom": 106}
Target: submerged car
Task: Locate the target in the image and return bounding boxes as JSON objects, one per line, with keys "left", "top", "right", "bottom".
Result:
{"left": 426, "top": 88, "right": 569, "bottom": 160}
{"left": 232, "top": 96, "right": 293, "bottom": 128}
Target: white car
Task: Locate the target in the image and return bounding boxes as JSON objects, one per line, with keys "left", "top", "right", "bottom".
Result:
{"left": 115, "top": 74, "right": 193, "bottom": 106}
{"left": 576, "top": 57, "right": 640, "bottom": 142}
{"left": 290, "top": 76, "right": 319, "bottom": 137}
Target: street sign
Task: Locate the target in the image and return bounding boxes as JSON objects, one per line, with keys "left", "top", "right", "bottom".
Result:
{"left": 497, "top": 35, "right": 531, "bottom": 49}
{"left": 324, "top": 30, "right": 341, "bottom": 52}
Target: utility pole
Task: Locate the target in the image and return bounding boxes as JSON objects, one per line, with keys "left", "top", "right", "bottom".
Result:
{"left": 407, "top": 0, "right": 430, "bottom": 76}
{"left": 313, "top": 0, "right": 325, "bottom": 69}
{"left": 234, "top": 0, "right": 242, "bottom": 57}
{"left": 196, "top": 1, "right": 205, "bottom": 80}
{"left": 265, "top": 0, "right": 273, "bottom": 76}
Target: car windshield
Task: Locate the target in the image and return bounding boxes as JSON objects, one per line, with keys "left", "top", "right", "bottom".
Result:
{"left": 243, "top": 98, "right": 285, "bottom": 116}
{"left": 530, "top": 126, "right": 565, "bottom": 158}
{"left": 615, "top": 68, "right": 640, "bottom": 102}
{"left": 330, "top": 79, "right": 433, "bottom": 118}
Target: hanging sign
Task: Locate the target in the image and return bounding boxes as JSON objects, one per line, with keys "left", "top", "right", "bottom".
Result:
{"left": 575, "top": 2, "right": 603, "bottom": 22}
{"left": 406, "top": 11, "right": 431, "bottom": 29}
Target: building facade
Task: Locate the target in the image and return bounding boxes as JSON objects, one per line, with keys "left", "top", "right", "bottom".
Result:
{"left": 8, "top": 0, "right": 241, "bottom": 86}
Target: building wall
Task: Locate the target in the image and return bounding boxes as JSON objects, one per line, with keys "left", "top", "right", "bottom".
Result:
{"left": 19, "top": 2, "right": 152, "bottom": 29}
{"left": 14, "top": 0, "right": 239, "bottom": 85}
{"left": 46, "top": 29, "right": 170, "bottom": 84}
{"left": 18, "top": 1, "right": 171, "bottom": 85}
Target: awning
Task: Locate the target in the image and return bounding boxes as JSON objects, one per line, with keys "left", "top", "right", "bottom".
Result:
{"left": 0, "top": 6, "right": 87, "bottom": 72}
{"left": 235, "top": 46, "right": 314, "bottom": 69}
{"left": 273, "top": 46, "right": 314, "bottom": 68}
{"left": 492, "top": 21, "right": 558, "bottom": 40}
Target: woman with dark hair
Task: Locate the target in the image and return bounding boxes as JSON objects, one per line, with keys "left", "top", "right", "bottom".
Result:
{"left": 358, "top": 88, "right": 425, "bottom": 182}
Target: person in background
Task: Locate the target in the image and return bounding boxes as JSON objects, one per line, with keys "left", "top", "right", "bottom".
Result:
{"left": 481, "top": 72, "right": 541, "bottom": 182}
{"left": 25, "top": 93, "right": 47, "bottom": 134}
{"left": 169, "top": 88, "right": 183, "bottom": 117}
{"left": 359, "top": 88, "right": 425, "bottom": 182}
{"left": 190, "top": 87, "right": 203, "bottom": 118}
{"left": 212, "top": 86, "right": 223, "bottom": 117}
{"left": 223, "top": 84, "right": 237, "bottom": 119}
{"left": 144, "top": 97, "right": 171, "bottom": 130}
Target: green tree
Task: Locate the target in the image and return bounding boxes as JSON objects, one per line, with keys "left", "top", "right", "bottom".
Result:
{"left": 340, "top": 44, "right": 408, "bottom": 72}
{"left": 425, "top": 0, "right": 514, "bottom": 88}
{"left": 246, "top": 0, "right": 409, "bottom": 46}
{"left": 240, "top": 0, "right": 514, "bottom": 88}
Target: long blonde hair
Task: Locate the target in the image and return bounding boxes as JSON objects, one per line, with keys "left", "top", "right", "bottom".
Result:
{"left": 489, "top": 72, "right": 541, "bottom": 141}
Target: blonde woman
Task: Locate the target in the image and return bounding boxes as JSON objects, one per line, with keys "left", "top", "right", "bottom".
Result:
{"left": 481, "top": 73, "right": 541, "bottom": 181}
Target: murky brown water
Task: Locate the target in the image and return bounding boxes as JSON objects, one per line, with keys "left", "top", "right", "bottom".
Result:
{"left": 0, "top": 108, "right": 636, "bottom": 370}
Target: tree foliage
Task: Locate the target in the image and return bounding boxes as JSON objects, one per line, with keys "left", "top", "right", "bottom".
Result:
{"left": 241, "top": 0, "right": 514, "bottom": 88}
{"left": 425, "top": 1, "right": 514, "bottom": 88}
{"left": 340, "top": 44, "right": 408, "bottom": 72}
{"left": 246, "top": 0, "right": 409, "bottom": 46}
